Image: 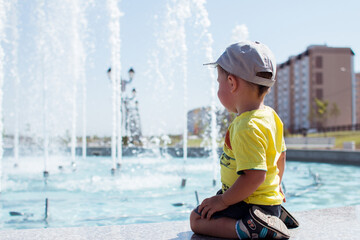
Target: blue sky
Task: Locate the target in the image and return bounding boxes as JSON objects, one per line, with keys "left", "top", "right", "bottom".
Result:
{"left": 2, "top": 0, "right": 360, "bottom": 137}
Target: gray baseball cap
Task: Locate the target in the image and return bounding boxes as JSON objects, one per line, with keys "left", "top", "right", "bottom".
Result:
{"left": 205, "top": 41, "right": 276, "bottom": 87}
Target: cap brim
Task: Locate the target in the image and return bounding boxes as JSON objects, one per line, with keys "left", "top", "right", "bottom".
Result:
{"left": 203, "top": 62, "right": 218, "bottom": 67}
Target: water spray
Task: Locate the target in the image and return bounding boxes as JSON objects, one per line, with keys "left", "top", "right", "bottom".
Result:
{"left": 107, "top": 0, "right": 123, "bottom": 175}
{"left": 0, "top": 0, "right": 9, "bottom": 193}
{"left": 179, "top": 0, "right": 191, "bottom": 188}
{"left": 9, "top": 2, "right": 20, "bottom": 165}
{"left": 192, "top": 0, "right": 219, "bottom": 186}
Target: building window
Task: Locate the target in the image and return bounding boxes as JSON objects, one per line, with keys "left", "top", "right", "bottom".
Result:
{"left": 315, "top": 72, "right": 323, "bottom": 84}
{"left": 316, "top": 89, "right": 323, "bottom": 100}
{"left": 315, "top": 56, "right": 322, "bottom": 68}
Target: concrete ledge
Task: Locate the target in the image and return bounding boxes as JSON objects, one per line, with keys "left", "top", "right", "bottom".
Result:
{"left": 4, "top": 147, "right": 360, "bottom": 167}
{"left": 286, "top": 149, "right": 360, "bottom": 166}
{"left": 285, "top": 137, "right": 335, "bottom": 149}
{"left": 0, "top": 205, "right": 359, "bottom": 239}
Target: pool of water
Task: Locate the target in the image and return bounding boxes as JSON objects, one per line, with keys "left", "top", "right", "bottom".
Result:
{"left": 1, "top": 154, "right": 360, "bottom": 230}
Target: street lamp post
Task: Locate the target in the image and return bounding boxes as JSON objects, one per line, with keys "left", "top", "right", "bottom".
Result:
{"left": 107, "top": 67, "right": 135, "bottom": 92}
{"left": 107, "top": 67, "right": 135, "bottom": 173}
{"left": 118, "top": 68, "right": 135, "bottom": 168}
{"left": 123, "top": 68, "right": 135, "bottom": 91}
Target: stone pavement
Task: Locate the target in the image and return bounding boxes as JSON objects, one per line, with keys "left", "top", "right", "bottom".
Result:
{"left": 0, "top": 205, "right": 359, "bottom": 239}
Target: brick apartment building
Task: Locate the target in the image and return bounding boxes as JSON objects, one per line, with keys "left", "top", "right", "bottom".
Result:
{"left": 265, "top": 45, "right": 357, "bottom": 132}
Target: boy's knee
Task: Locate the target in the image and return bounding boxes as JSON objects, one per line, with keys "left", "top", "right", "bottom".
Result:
{"left": 190, "top": 209, "right": 201, "bottom": 233}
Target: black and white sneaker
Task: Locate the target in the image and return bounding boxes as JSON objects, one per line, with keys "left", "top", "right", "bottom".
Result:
{"left": 280, "top": 205, "right": 299, "bottom": 229}
{"left": 236, "top": 206, "right": 290, "bottom": 239}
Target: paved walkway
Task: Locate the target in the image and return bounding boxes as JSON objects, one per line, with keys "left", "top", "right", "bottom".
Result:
{"left": 0, "top": 205, "right": 359, "bottom": 239}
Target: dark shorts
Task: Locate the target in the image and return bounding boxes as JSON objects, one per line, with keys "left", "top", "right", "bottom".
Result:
{"left": 194, "top": 190, "right": 281, "bottom": 219}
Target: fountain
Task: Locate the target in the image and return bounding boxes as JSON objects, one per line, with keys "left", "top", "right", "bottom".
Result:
{"left": 0, "top": 0, "right": 222, "bottom": 188}
{"left": 0, "top": 0, "right": 222, "bottom": 229}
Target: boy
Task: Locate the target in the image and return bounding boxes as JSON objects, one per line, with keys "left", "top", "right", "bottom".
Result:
{"left": 190, "top": 41, "right": 297, "bottom": 239}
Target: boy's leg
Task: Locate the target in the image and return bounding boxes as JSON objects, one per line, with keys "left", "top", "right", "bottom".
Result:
{"left": 190, "top": 197, "right": 250, "bottom": 238}
{"left": 190, "top": 209, "right": 238, "bottom": 239}
{"left": 190, "top": 206, "right": 290, "bottom": 240}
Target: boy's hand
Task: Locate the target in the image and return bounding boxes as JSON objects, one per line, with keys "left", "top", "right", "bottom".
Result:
{"left": 198, "top": 195, "right": 228, "bottom": 220}
{"left": 280, "top": 185, "right": 286, "bottom": 202}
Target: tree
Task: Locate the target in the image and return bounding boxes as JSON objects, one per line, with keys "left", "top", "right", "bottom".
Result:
{"left": 310, "top": 98, "right": 329, "bottom": 129}
{"left": 329, "top": 102, "right": 340, "bottom": 125}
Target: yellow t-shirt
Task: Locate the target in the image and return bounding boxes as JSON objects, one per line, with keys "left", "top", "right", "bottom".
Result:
{"left": 220, "top": 106, "right": 286, "bottom": 205}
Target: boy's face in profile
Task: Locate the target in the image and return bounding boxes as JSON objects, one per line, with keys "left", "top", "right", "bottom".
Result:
{"left": 217, "top": 66, "right": 236, "bottom": 113}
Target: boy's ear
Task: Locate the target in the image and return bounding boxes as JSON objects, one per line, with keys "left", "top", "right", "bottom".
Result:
{"left": 228, "top": 74, "right": 238, "bottom": 93}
